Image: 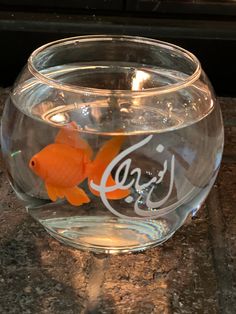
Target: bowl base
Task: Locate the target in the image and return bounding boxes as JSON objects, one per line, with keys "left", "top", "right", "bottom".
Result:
{"left": 40, "top": 215, "right": 174, "bottom": 254}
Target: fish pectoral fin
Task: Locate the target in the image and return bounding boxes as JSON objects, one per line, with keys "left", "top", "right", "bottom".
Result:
{"left": 55, "top": 121, "right": 93, "bottom": 159}
{"left": 56, "top": 187, "right": 65, "bottom": 199}
{"left": 45, "top": 182, "right": 89, "bottom": 206}
{"left": 64, "top": 186, "right": 90, "bottom": 206}
{"left": 45, "top": 182, "right": 64, "bottom": 201}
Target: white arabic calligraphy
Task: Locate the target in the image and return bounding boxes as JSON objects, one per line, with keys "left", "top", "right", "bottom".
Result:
{"left": 90, "top": 135, "right": 176, "bottom": 219}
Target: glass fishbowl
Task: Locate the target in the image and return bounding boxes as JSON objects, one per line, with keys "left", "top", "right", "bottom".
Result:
{"left": 1, "top": 35, "right": 224, "bottom": 253}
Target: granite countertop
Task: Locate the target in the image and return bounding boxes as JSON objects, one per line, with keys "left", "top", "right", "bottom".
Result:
{"left": 0, "top": 88, "right": 235, "bottom": 314}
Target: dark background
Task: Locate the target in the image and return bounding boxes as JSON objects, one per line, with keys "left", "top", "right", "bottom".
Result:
{"left": 0, "top": 0, "right": 236, "bottom": 96}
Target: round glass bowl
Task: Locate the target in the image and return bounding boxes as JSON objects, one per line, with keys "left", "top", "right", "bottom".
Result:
{"left": 1, "top": 35, "right": 224, "bottom": 253}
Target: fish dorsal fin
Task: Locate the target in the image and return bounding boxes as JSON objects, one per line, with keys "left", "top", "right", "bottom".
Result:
{"left": 55, "top": 121, "right": 93, "bottom": 159}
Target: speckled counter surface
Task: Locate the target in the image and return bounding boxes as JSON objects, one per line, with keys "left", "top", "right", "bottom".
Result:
{"left": 0, "top": 88, "right": 235, "bottom": 314}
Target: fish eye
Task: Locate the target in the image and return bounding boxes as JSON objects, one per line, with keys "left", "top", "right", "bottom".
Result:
{"left": 30, "top": 159, "right": 36, "bottom": 167}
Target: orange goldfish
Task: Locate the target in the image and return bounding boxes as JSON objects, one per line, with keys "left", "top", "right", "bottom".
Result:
{"left": 29, "top": 122, "right": 129, "bottom": 206}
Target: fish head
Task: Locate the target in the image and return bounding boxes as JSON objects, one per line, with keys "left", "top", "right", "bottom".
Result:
{"left": 29, "top": 153, "right": 48, "bottom": 180}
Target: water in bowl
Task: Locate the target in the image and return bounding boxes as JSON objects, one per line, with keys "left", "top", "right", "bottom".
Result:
{"left": 1, "top": 63, "right": 223, "bottom": 252}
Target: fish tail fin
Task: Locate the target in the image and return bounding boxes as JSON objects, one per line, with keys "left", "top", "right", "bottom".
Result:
{"left": 91, "top": 136, "right": 125, "bottom": 168}
{"left": 89, "top": 173, "right": 130, "bottom": 200}
{"left": 88, "top": 136, "right": 130, "bottom": 200}
{"left": 64, "top": 186, "right": 90, "bottom": 206}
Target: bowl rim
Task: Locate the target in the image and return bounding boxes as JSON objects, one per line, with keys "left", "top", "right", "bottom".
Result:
{"left": 28, "top": 34, "right": 202, "bottom": 97}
